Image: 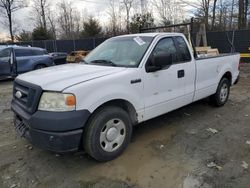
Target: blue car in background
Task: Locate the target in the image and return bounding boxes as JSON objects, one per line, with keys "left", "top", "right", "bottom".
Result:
{"left": 0, "top": 46, "right": 54, "bottom": 78}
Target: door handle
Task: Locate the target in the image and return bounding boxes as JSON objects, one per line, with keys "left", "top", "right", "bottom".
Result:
{"left": 131, "top": 78, "right": 141, "bottom": 84}
{"left": 177, "top": 70, "right": 185, "bottom": 78}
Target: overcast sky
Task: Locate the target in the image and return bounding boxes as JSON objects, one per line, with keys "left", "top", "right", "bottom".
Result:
{"left": 0, "top": 0, "right": 113, "bottom": 40}
{"left": 0, "top": 0, "right": 195, "bottom": 40}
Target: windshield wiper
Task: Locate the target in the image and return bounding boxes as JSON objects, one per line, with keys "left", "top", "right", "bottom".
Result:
{"left": 90, "top": 59, "right": 117, "bottom": 66}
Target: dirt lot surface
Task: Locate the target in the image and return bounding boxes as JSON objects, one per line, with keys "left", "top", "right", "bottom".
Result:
{"left": 0, "top": 64, "right": 250, "bottom": 188}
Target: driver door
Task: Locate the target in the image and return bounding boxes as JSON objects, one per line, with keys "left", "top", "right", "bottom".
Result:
{"left": 0, "top": 48, "right": 11, "bottom": 76}
{"left": 143, "top": 37, "right": 193, "bottom": 121}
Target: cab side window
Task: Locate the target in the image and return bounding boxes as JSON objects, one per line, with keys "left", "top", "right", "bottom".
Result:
{"left": 32, "top": 49, "right": 44, "bottom": 55}
{"left": 152, "top": 38, "right": 178, "bottom": 63}
{"left": 15, "top": 49, "right": 33, "bottom": 57}
{"left": 175, "top": 36, "right": 191, "bottom": 62}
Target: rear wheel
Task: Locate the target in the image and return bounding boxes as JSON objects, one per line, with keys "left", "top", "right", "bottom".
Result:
{"left": 83, "top": 106, "right": 132, "bottom": 161}
{"left": 210, "top": 78, "right": 230, "bottom": 107}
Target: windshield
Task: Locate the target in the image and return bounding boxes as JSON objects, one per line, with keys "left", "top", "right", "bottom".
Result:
{"left": 83, "top": 36, "right": 154, "bottom": 67}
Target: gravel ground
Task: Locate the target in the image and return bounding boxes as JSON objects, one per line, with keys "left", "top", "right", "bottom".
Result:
{"left": 0, "top": 64, "right": 250, "bottom": 188}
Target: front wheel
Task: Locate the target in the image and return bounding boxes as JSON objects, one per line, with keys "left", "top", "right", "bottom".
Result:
{"left": 83, "top": 106, "right": 132, "bottom": 161}
{"left": 210, "top": 78, "right": 230, "bottom": 107}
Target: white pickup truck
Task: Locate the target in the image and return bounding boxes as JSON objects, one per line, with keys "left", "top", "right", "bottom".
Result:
{"left": 11, "top": 33, "right": 240, "bottom": 161}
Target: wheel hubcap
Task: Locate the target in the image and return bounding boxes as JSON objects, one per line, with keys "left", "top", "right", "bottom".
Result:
{"left": 106, "top": 127, "right": 118, "bottom": 142}
{"left": 100, "top": 118, "right": 126, "bottom": 152}
{"left": 220, "top": 83, "right": 228, "bottom": 102}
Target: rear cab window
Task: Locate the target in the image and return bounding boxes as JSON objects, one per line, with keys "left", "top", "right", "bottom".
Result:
{"left": 174, "top": 36, "right": 192, "bottom": 62}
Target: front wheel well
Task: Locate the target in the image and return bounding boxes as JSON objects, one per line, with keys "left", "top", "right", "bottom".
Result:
{"left": 93, "top": 99, "right": 138, "bottom": 125}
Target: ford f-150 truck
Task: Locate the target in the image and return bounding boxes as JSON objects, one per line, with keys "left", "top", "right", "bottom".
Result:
{"left": 11, "top": 33, "right": 240, "bottom": 161}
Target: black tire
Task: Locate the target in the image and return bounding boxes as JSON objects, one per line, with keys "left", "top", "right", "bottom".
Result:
{"left": 83, "top": 106, "right": 132, "bottom": 162}
{"left": 210, "top": 77, "right": 230, "bottom": 107}
{"left": 34, "top": 64, "right": 46, "bottom": 70}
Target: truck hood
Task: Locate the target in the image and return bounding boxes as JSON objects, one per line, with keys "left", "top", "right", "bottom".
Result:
{"left": 17, "top": 64, "right": 126, "bottom": 91}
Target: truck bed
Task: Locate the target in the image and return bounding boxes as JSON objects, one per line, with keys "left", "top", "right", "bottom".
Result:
{"left": 194, "top": 52, "right": 240, "bottom": 102}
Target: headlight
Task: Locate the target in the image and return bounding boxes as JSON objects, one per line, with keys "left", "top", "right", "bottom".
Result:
{"left": 38, "top": 92, "right": 76, "bottom": 112}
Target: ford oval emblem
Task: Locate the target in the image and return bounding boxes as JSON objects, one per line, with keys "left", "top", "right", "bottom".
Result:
{"left": 15, "top": 91, "right": 23, "bottom": 99}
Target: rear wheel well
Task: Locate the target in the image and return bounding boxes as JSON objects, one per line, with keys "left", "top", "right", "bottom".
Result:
{"left": 222, "top": 71, "right": 232, "bottom": 85}
{"left": 34, "top": 64, "right": 47, "bottom": 70}
{"left": 93, "top": 99, "right": 138, "bottom": 125}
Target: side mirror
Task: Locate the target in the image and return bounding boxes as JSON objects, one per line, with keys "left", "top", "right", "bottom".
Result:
{"left": 146, "top": 53, "right": 173, "bottom": 72}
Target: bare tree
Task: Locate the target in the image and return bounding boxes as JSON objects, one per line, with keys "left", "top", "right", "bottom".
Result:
{"left": 182, "top": 0, "right": 220, "bottom": 30}
{"left": 211, "top": 0, "right": 217, "bottom": 30}
{"left": 216, "top": 0, "right": 230, "bottom": 30}
{"left": 47, "top": 10, "right": 56, "bottom": 39}
{"left": 0, "top": 0, "right": 26, "bottom": 42}
{"left": 207, "top": 0, "right": 235, "bottom": 31}
{"left": 31, "top": 0, "right": 59, "bottom": 39}
{"left": 107, "top": 0, "right": 121, "bottom": 35}
{"left": 229, "top": 0, "right": 235, "bottom": 29}
{"left": 239, "top": 0, "right": 244, "bottom": 29}
{"left": 152, "top": 0, "right": 184, "bottom": 26}
{"left": 181, "top": 0, "right": 250, "bottom": 31}
{"left": 122, "top": 0, "right": 134, "bottom": 33}
{"left": 203, "top": 0, "right": 210, "bottom": 28}
{"left": 188, "top": 0, "right": 211, "bottom": 29}
{"left": 15, "top": 29, "right": 32, "bottom": 41}
{"left": 152, "top": 0, "right": 169, "bottom": 25}
{"left": 57, "top": 0, "right": 81, "bottom": 39}
{"left": 31, "top": 0, "right": 51, "bottom": 30}
{"left": 140, "top": 0, "right": 147, "bottom": 13}
{"left": 39, "top": 0, "right": 47, "bottom": 30}
{"left": 238, "top": 0, "right": 249, "bottom": 29}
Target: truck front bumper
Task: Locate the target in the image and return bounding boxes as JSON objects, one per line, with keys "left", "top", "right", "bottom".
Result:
{"left": 11, "top": 101, "right": 90, "bottom": 153}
